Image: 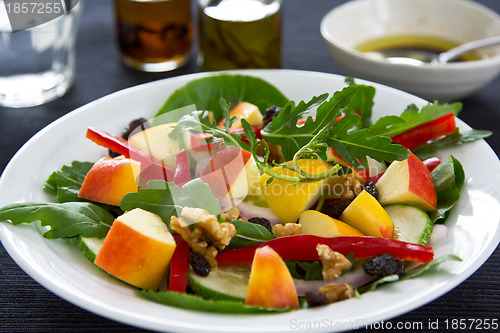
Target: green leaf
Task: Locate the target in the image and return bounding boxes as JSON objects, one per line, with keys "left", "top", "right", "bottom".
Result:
{"left": 154, "top": 75, "right": 289, "bottom": 123}
{"left": 139, "top": 290, "right": 288, "bottom": 313}
{"left": 0, "top": 202, "right": 113, "bottom": 239}
{"left": 428, "top": 155, "right": 465, "bottom": 223}
{"left": 120, "top": 179, "right": 221, "bottom": 227}
{"left": 413, "top": 129, "right": 492, "bottom": 158}
{"left": 228, "top": 219, "right": 274, "bottom": 248}
{"left": 401, "top": 254, "right": 462, "bottom": 280}
{"left": 304, "top": 261, "right": 323, "bottom": 281}
{"left": 262, "top": 87, "right": 356, "bottom": 161}
{"left": 328, "top": 114, "right": 410, "bottom": 170}
{"left": 369, "top": 102, "right": 462, "bottom": 138}
{"left": 44, "top": 161, "right": 94, "bottom": 202}
{"left": 344, "top": 78, "right": 375, "bottom": 128}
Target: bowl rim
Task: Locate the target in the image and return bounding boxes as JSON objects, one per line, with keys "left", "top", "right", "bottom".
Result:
{"left": 320, "top": 0, "right": 500, "bottom": 69}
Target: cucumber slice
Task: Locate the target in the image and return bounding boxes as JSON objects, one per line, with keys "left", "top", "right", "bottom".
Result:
{"left": 188, "top": 265, "right": 250, "bottom": 301}
{"left": 77, "top": 236, "right": 104, "bottom": 263}
{"left": 384, "top": 204, "right": 433, "bottom": 245}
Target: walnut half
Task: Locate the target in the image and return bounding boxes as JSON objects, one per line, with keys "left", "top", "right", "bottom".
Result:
{"left": 170, "top": 207, "right": 236, "bottom": 268}
{"left": 272, "top": 223, "right": 302, "bottom": 237}
{"left": 318, "top": 283, "right": 355, "bottom": 303}
{"left": 316, "top": 244, "right": 352, "bottom": 280}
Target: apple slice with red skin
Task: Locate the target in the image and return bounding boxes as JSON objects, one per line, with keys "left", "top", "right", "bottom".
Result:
{"left": 200, "top": 146, "right": 259, "bottom": 204}
{"left": 245, "top": 245, "right": 299, "bottom": 309}
{"left": 94, "top": 208, "right": 176, "bottom": 291}
{"left": 375, "top": 153, "right": 437, "bottom": 211}
{"left": 78, "top": 157, "right": 140, "bottom": 206}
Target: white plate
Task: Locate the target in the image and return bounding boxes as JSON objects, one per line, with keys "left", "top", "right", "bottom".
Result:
{"left": 1, "top": 69, "right": 499, "bottom": 333}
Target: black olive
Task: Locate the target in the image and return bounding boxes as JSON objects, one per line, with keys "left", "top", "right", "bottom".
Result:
{"left": 305, "top": 292, "right": 329, "bottom": 307}
{"left": 248, "top": 217, "right": 273, "bottom": 233}
{"left": 321, "top": 200, "right": 352, "bottom": 220}
{"left": 364, "top": 180, "right": 378, "bottom": 200}
{"left": 189, "top": 252, "right": 211, "bottom": 277}
{"left": 262, "top": 106, "right": 281, "bottom": 127}
{"left": 362, "top": 253, "right": 405, "bottom": 277}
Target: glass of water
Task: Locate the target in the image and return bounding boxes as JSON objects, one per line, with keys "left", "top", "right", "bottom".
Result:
{"left": 0, "top": 0, "right": 83, "bottom": 108}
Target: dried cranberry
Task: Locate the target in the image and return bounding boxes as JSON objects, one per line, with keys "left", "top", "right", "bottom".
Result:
{"left": 321, "top": 200, "right": 352, "bottom": 219}
{"left": 305, "top": 292, "right": 329, "bottom": 307}
{"left": 189, "top": 252, "right": 211, "bottom": 277}
{"left": 362, "top": 253, "right": 404, "bottom": 277}
{"left": 248, "top": 217, "right": 273, "bottom": 233}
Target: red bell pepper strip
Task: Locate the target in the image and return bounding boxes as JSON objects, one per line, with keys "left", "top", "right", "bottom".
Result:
{"left": 172, "top": 150, "right": 191, "bottom": 187}
{"left": 168, "top": 234, "right": 191, "bottom": 293}
{"left": 423, "top": 156, "right": 442, "bottom": 172}
{"left": 217, "top": 235, "right": 434, "bottom": 266}
{"left": 391, "top": 113, "right": 456, "bottom": 150}
{"left": 86, "top": 127, "right": 175, "bottom": 183}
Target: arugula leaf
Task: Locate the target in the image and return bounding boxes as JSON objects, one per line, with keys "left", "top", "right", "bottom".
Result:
{"left": 369, "top": 102, "right": 462, "bottom": 138}
{"left": 44, "top": 161, "right": 94, "bottom": 202}
{"left": 401, "top": 254, "right": 462, "bottom": 280}
{"left": 262, "top": 87, "right": 356, "bottom": 161}
{"left": 155, "top": 75, "right": 289, "bottom": 123}
{"left": 228, "top": 219, "right": 274, "bottom": 248}
{"left": 0, "top": 202, "right": 113, "bottom": 239}
{"left": 413, "top": 129, "right": 492, "bottom": 158}
{"left": 428, "top": 155, "right": 465, "bottom": 223}
{"left": 139, "top": 290, "right": 289, "bottom": 313}
{"left": 344, "top": 78, "right": 375, "bottom": 128}
{"left": 327, "top": 114, "right": 410, "bottom": 170}
{"left": 120, "top": 179, "right": 221, "bottom": 227}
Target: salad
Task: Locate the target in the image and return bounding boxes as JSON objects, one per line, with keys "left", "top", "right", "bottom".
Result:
{"left": 0, "top": 74, "right": 491, "bottom": 313}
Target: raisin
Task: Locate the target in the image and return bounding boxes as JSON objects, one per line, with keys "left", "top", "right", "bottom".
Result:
{"left": 364, "top": 180, "right": 378, "bottom": 200}
{"left": 189, "top": 252, "right": 211, "bottom": 277}
{"left": 108, "top": 118, "right": 150, "bottom": 157}
{"left": 305, "top": 292, "right": 329, "bottom": 307}
{"left": 262, "top": 106, "right": 281, "bottom": 127}
{"left": 122, "top": 117, "right": 149, "bottom": 140}
{"left": 362, "top": 253, "right": 405, "bottom": 277}
{"left": 321, "top": 200, "right": 352, "bottom": 219}
{"left": 248, "top": 217, "right": 273, "bottom": 233}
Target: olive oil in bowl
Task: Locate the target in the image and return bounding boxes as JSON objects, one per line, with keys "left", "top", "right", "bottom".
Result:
{"left": 356, "top": 35, "right": 483, "bottom": 65}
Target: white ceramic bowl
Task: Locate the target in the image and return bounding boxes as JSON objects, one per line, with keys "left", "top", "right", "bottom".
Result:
{"left": 320, "top": 0, "right": 500, "bottom": 101}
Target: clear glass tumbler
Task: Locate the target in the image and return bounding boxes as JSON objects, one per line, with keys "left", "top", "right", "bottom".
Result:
{"left": 0, "top": 0, "right": 83, "bottom": 108}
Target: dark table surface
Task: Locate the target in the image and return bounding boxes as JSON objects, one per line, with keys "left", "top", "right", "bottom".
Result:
{"left": 1, "top": 0, "right": 499, "bottom": 332}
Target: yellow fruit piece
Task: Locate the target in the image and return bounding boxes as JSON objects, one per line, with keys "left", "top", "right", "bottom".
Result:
{"left": 299, "top": 210, "right": 364, "bottom": 237}
{"left": 128, "top": 123, "right": 181, "bottom": 169}
{"left": 260, "top": 159, "right": 334, "bottom": 223}
{"left": 339, "top": 190, "right": 394, "bottom": 238}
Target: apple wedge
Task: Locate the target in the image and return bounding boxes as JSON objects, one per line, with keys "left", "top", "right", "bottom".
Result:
{"left": 299, "top": 210, "right": 364, "bottom": 237}
{"left": 200, "top": 146, "right": 260, "bottom": 204}
{"left": 128, "top": 123, "right": 181, "bottom": 169}
{"left": 94, "top": 208, "right": 176, "bottom": 291}
{"left": 245, "top": 245, "right": 299, "bottom": 309}
{"left": 78, "top": 157, "right": 140, "bottom": 206}
{"left": 260, "top": 159, "right": 334, "bottom": 223}
{"left": 339, "top": 190, "right": 394, "bottom": 238}
{"left": 218, "top": 102, "right": 263, "bottom": 130}
{"left": 375, "top": 153, "right": 437, "bottom": 211}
